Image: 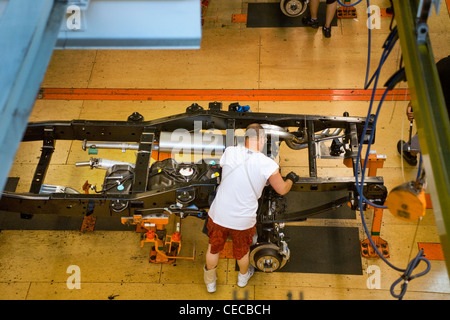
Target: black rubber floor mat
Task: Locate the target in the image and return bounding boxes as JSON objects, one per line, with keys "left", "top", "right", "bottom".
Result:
{"left": 246, "top": 2, "right": 337, "bottom": 28}
{"left": 284, "top": 190, "right": 356, "bottom": 220}
{"left": 279, "top": 225, "right": 362, "bottom": 275}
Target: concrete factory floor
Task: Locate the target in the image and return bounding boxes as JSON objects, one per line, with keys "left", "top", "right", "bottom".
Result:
{"left": 1, "top": 0, "right": 450, "bottom": 300}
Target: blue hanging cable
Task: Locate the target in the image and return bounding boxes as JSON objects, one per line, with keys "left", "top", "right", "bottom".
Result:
{"left": 356, "top": 92, "right": 431, "bottom": 298}
{"left": 358, "top": 68, "right": 406, "bottom": 209}
{"left": 390, "top": 249, "right": 431, "bottom": 299}
{"left": 310, "top": 0, "right": 430, "bottom": 299}
{"left": 355, "top": 25, "right": 398, "bottom": 190}
{"left": 364, "top": 0, "right": 372, "bottom": 89}
{"left": 354, "top": 9, "right": 431, "bottom": 299}
{"left": 364, "top": 26, "right": 399, "bottom": 90}
{"left": 338, "top": 0, "right": 375, "bottom": 91}
{"left": 354, "top": 28, "right": 398, "bottom": 209}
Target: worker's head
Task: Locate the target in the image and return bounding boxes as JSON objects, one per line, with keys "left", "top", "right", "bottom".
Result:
{"left": 245, "top": 123, "right": 266, "bottom": 151}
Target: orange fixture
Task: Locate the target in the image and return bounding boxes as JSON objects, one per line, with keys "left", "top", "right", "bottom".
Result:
{"left": 361, "top": 207, "right": 389, "bottom": 258}
{"left": 385, "top": 181, "right": 427, "bottom": 222}
{"left": 337, "top": 1, "right": 357, "bottom": 19}
{"left": 344, "top": 152, "right": 389, "bottom": 258}
{"left": 121, "top": 213, "right": 195, "bottom": 263}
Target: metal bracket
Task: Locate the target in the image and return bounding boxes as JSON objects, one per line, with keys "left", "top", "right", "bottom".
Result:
{"left": 29, "top": 127, "right": 55, "bottom": 194}
{"left": 416, "top": 0, "right": 442, "bottom": 43}
{"left": 176, "top": 188, "right": 196, "bottom": 204}
{"left": 132, "top": 130, "right": 154, "bottom": 193}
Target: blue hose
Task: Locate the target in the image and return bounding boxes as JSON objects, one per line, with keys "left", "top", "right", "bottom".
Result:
{"left": 390, "top": 249, "right": 431, "bottom": 299}
{"left": 355, "top": 15, "right": 431, "bottom": 299}
{"left": 355, "top": 27, "right": 398, "bottom": 209}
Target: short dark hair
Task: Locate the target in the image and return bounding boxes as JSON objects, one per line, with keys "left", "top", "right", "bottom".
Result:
{"left": 245, "top": 123, "right": 265, "bottom": 142}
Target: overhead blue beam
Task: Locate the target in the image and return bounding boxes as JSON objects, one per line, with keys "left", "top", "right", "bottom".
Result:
{"left": 56, "top": 0, "right": 202, "bottom": 49}
{"left": 0, "top": 0, "right": 202, "bottom": 194}
{"left": 0, "top": 0, "right": 68, "bottom": 194}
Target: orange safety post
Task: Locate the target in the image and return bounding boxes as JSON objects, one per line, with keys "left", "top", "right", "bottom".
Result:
{"left": 361, "top": 207, "right": 390, "bottom": 258}
{"left": 344, "top": 152, "right": 389, "bottom": 258}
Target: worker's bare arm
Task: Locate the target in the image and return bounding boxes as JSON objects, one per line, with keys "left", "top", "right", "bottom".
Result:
{"left": 268, "top": 170, "right": 293, "bottom": 195}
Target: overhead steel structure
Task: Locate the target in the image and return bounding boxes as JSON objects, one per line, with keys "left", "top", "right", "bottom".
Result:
{"left": 0, "top": 0, "right": 202, "bottom": 196}
{"left": 392, "top": 0, "right": 450, "bottom": 274}
{"left": 0, "top": 0, "right": 68, "bottom": 201}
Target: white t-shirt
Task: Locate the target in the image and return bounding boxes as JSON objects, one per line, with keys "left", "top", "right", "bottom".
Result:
{"left": 208, "top": 146, "right": 279, "bottom": 230}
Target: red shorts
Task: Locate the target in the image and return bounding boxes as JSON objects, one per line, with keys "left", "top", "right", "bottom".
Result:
{"left": 207, "top": 218, "right": 256, "bottom": 260}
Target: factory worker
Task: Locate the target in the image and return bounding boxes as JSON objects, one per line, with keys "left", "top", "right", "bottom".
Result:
{"left": 203, "top": 123, "right": 299, "bottom": 293}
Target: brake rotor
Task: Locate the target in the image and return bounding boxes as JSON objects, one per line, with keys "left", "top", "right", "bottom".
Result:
{"left": 280, "top": 0, "right": 308, "bottom": 17}
{"left": 249, "top": 243, "right": 288, "bottom": 272}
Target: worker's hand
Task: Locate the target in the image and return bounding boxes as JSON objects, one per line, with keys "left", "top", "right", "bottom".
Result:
{"left": 406, "top": 104, "right": 414, "bottom": 121}
{"left": 286, "top": 171, "right": 299, "bottom": 183}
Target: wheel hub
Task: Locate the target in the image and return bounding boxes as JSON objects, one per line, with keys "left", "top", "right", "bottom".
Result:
{"left": 280, "top": 0, "right": 309, "bottom": 17}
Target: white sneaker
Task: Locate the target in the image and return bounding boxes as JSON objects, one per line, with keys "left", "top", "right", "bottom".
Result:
{"left": 204, "top": 266, "right": 217, "bottom": 293}
{"left": 237, "top": 265, "right": 255, "bottom": 288}
{"left": 206, "top": 281, "right": 216, "bottom": 293}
